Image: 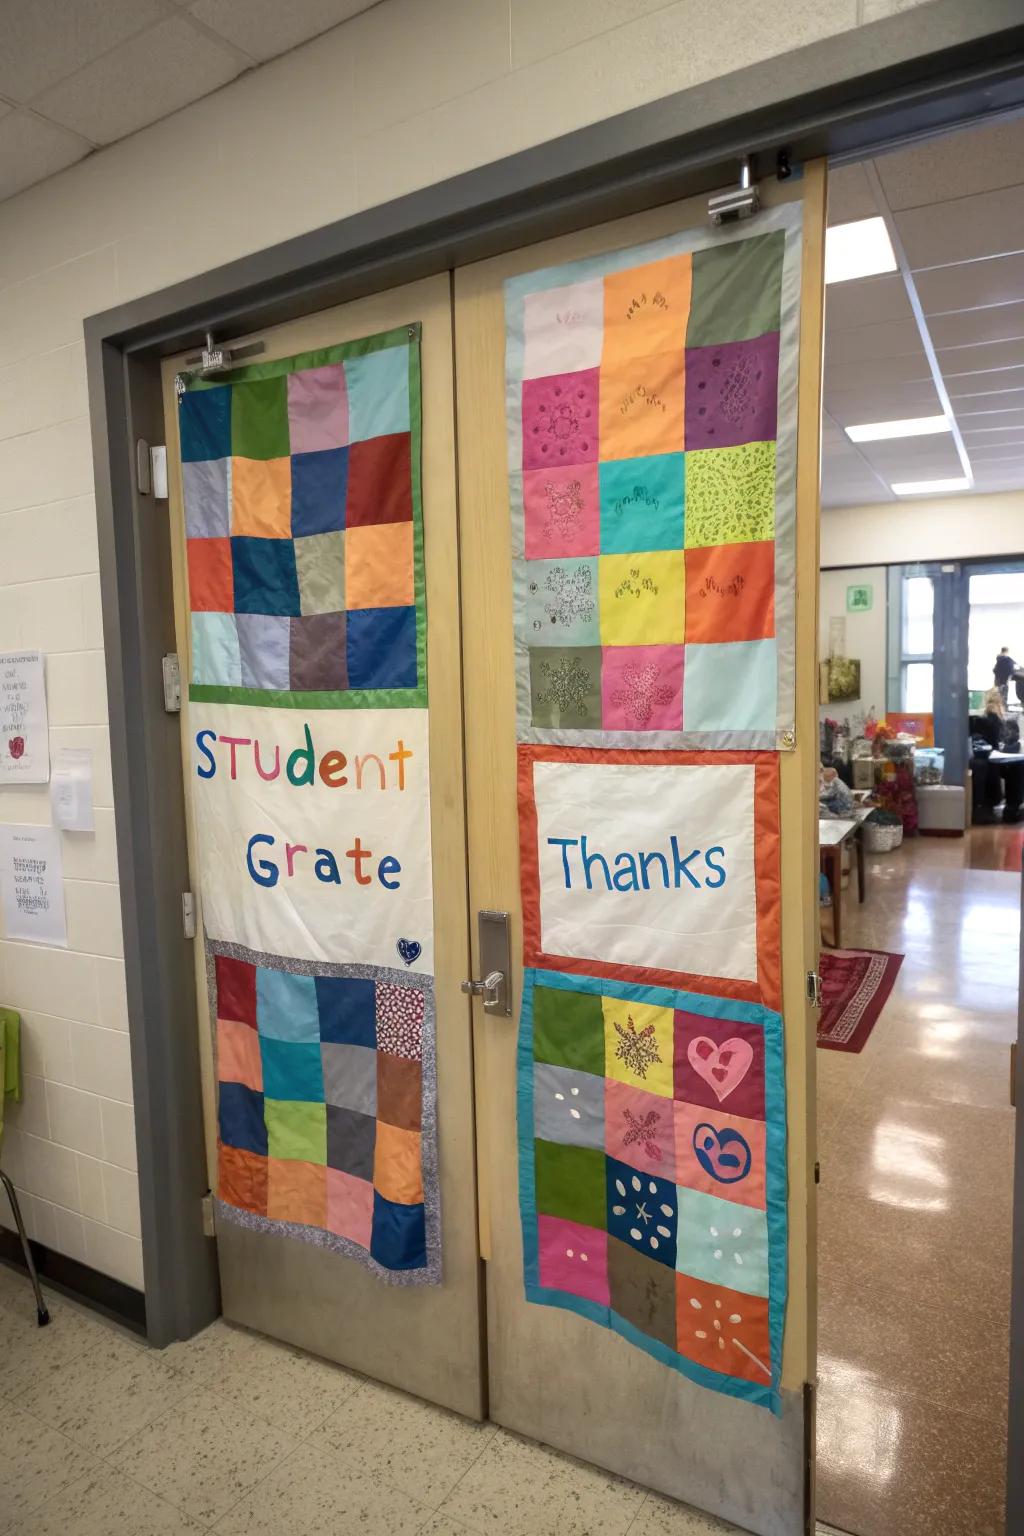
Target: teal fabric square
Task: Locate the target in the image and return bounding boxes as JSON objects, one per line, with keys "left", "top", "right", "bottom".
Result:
{"left": 599, "top": 455, "right": 685, "bottom": 553}
{"left": 683, "top": 639, "right": 777, "bottom": 732}
{"left": 525, "top": 557, "right": 598, "bottom": 646}
{"left": 345, "top": 346, "right": 410, "bottom": 443}
{"left": 260, "top": 1038, "right": 325, "bottom": 1103}
{"left": 256, "top": 968, "right": 320, "bottom": 1043}
{"left": 676, "top": 1187, "right": 769, "bottom": 1296}
{"left": 190, "top": 612, "right": 241, "bottom": 687}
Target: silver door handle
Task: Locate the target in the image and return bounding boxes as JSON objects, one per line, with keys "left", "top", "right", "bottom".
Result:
{"left": 461, "top": 970, "right": 505, "bottom": 1004}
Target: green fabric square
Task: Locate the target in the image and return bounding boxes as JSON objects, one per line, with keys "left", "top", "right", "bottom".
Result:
{"left": 529, "top": 646, "right": 602, "bottom": 729}
{"left": 264, "top": 1098, "right": 327, "bottom": 1164}
{"left": 684, "top": 441, "right": 776, "bottom": 548}
{"left": 534, "top": 1140, "right": 607, "bottom": 1229}
{"left": 232, "top": 377, "right": 290, "bottom": 460}
{"left": 533, "top": 985, "right": 605, "bottom": 1076}
{"left": 295, "top": 531, "right": 345, "bottom": 615}
{"left": 687, "top": 230, "right": 784, "bottom": 347}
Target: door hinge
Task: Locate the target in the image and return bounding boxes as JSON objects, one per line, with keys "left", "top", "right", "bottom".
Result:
{"left": 1011, "top": 1041, "right": 1017, "bottom": 1109}
{"left": 162, "top": 653, "right": 182, "bottom": 713}
{"left": 201, "top": 1192, "right": 215, "bottom": 1237}
{"left": 182, "top": 891, "right": 196, "bottom": 940}
{"left": 806, "top": 970, "right": 822, "bottom": 1008}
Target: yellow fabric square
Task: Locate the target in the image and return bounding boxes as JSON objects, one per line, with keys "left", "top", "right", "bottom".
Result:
{"left": 603, "top": 997, "right": 674, "bottom": 1098}
{"left": 598, "top": 551, "right": 685, "bottom": 645}
{"left": 231, "top": 456, "right": 292, "bottom": 538}
{"left": 603, "top": 254, "right": 691, "bottom": 370}
{"left": 599, "top": 349, "right": 686, "bottom": 461}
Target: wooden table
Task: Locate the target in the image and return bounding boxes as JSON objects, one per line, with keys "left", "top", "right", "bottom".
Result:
{"left": 819, "top": 808, "right": 871, "bottom": 948}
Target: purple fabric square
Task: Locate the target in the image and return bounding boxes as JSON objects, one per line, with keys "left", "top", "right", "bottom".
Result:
{"left": 236, "top": 613, "right": 291, "bottom": 691}
{"left": 183, "top": 458, "right": 231, "bottom": 539}
{"left": 287, "top": 364, "right": 349, "bottom": 454}
{"left": 522, "top": 368, "right": 599, "bottom": 472}
{"left": 685, "top": 333, "right": 779, "bottom": 451}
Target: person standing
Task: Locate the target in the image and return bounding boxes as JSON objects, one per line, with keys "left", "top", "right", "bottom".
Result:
{"left": 994, "top": 646, "right": 1016, "bottom": 705}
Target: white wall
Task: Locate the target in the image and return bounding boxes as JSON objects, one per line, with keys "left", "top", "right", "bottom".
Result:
{"left": 0, "top": 0, "right": 940, "bottom": 1287}
{"left": 821, "top": 490, "right": 1024, "bottom": 568}
{"left": 818, "top": 566, "right": 888, "bottom": 722}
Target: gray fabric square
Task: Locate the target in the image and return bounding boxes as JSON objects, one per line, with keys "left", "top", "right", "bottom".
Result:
{"left": 322, "top": 1042, "right": 377, "bottom": 1114}
{"left": 326, "top": 1104, "right": 375, "bottom": 1179}
{"left": 183, "top": 457, "right": 230, "bottom": 538}
{"left": 533, "top": 1063, "right": 604, "bottom": 1149}
{"left": 237, "top": 613, "right": 290, "bottom": 690}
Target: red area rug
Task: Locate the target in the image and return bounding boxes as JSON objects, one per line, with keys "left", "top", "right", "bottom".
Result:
{"left": 817, "top": 947, "right": 904, "bottom": 1053}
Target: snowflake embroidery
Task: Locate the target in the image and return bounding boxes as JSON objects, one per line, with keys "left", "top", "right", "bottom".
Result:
{"left": 614, "top": 1015, "right": 662, "bottom": 1079}
{"left": 621, "top": 1107, "right": 663, "bottom": 1162}
{"left": 546, "top": 399, "right": 581, "bottom": 443}
{"left": 375, "top": 983, "right": 424, "bottom": 1061}
{"left": 531, "top": 563, "right": 595, "bottom": 629}
{"left": 610, "top": 662, "right": 673, "bottom": 726}
{"left": 536, "top": 655, "right": 592, "bottom": 719}
{"left": 718, "top": 355, "right": 764, "bottom": 426}
{"left": 542, "top": 480, "right": 583, "bottom": 543}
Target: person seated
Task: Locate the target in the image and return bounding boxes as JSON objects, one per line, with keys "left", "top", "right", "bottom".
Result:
{"left": 970, "top": 688, "right": 1024, "bottom": 824}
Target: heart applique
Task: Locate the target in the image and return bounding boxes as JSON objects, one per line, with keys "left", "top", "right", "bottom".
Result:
{"left": 396, "top": 938, "right": 421, "bottom": 968}
{"left": 7, "top": 735, "right": 25, "bottom": 760}
{"left": 687, "top": 1036, "right": 753, "bottom": 1103}
{"left": 692, "top": 1122, "right": 752, "bottom": 1185}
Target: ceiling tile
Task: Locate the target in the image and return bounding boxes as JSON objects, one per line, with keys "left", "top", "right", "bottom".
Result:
{"left": 189, "top": 0, "right": 375, "bottom": 63}
{"left": 928, "top": 300, "right": 1024, "bottom": 350}
{"left": 938, "top": 339, "right": 1024, "bottom": 377}
{"left": 957, "top": 409, "right": 1024, "bottom": 430}
{"left": 0, "top": 0, "right": 166, "bottom": 103}
{"left": 823, "top": 384, "right": 943, "bottom": 428}
{"left": 827, "top": 162, "right": 880, "bottom": 226}
{"left": 875, "top": 114, "right": 1024, "bottom": 210}
{"left": 0, "top": 109, "right": 92, "bottom": 201}
{"left": 916, "top": 253, "right": 1024, "bottom": 315}
{"left": 824, "top": 317, "right": 922, "bottom": 369}
{"left": 897, "top": 186, "right": 1024, "bottom": 270}
{"left": 32, "top": 15, "right": 246, "bottom": 145}
{"left": 825, "top": 272, "right": 913, "bottom": 332}
{"left": 824, "top": 352, "right": 930, "bottom": 393}
{"left": 947, "top": 367, "right": 1024, "bottom": 398}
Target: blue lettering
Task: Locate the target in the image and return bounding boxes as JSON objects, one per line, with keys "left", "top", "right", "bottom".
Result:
{"left": 547, "top": 837, "right": 579, "bottom": 889}
{"left": 246, "top": 832, "right": 279, "bottom": 888}
{"left": 314, "top": 848, "right": 341, "bottom": 884}
{"left": 378, "top": 855, "right": 402, "bottom": 890}
{"left": 581, "top": 834, "right": 613, "bottom": 892}
{"left": 195, "top": 728, "right": 217, "bottom": 779}
{"left": 670, "top": 835, "right": 702, "bottom": 889}
{"left": 612, "top": 852, "right": 640, "bottom": 891}
{"left": 639, "top": 850, "right": 669, "bottom": 891}
{"left": 704, "top": 846, "right": 727, "bottom": 888}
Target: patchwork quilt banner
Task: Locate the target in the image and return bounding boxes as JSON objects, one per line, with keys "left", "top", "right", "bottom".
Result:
{"left": 518, "top": 967, "right": 787, "bottom": 1412}
{"left": 180, "top": 327, "right": 439, "bottom": 1283}
{"left": 505, "top": 203, "right": 802, "bottom": 749}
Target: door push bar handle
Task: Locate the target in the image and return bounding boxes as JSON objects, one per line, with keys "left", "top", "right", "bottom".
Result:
{"left": 461, "top": 970, "right": 505, "bottom": 1003}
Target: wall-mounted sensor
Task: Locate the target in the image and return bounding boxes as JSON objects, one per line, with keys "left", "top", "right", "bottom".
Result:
{"left": 708, "top": 156, "right": 760, "bottom": 226}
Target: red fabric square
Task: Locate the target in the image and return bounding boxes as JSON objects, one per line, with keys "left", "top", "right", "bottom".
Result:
{"left": 216, "top": 954, "right": 257, "bottom": 1027}
{"left": 346, "top": 433, "right": 412, "bottom": 527}
{"left": 187, "top": 537, "right": 234, "bottom": 612}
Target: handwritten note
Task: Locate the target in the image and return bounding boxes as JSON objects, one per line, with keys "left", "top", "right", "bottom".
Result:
{"left": 0, "top": 824, "right": 68, "bottom": 947}
{"left": 0, "top": 651, "right": 49, "bottom": 784}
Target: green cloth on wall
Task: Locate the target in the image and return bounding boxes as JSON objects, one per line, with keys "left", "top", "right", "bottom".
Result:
{"left": 0, "top": 1007, "right": 22, "bottom": 1145}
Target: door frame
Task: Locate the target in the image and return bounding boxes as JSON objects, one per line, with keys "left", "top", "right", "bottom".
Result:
{"left": 82, "top": 2, "right": 1024, "bottom": 1362}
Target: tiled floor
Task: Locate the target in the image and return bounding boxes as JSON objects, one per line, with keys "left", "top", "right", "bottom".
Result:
{"left": 816, "top": 830, "right": 1016, "bottom": 1536}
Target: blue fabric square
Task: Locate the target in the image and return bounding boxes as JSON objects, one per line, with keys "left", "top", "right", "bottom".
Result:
{"left": 676, "top": 1188, "right": 769, "bottom": 1296}
{"left": 599, "top": 454, "right": 685, "bottom": 553}
{"left": 218, "top": 1082, "right": 267, "bottom": 1155}
{"left": 231, "top": 536, "right": 301, "bottom": 617}
{"left": 183, "top": 458, "right": 231, "bottom": 538}
{"left": 370, "top": 1192, "right": 426, "bottom": 1271}
{"left": 315, "top": 977, "right": 377, "bottom": 1046}
{"left": 256, "top": 968, "right": 320, "bottom": 1042}
{"left": 683, "top": 639, "right": 777, "bottom": 732}
{"left": 607, "top": 1156, "right": 677, "bottom": 1268}
{"left": 259, "top": 1038, "right": 325, "bottom": 1103}
{"left": 180, "top": 385, "right": 231, "bottom": 463}
{"left": 237, "top": 613, "right": 290, "bottom": 690}
{"left": 191, "top": 612, "right": 241, "bottom": 686}
{"left": 346, "top": 606, "right": 417, "bottom": 690}
{"left": 346, "top": 346, "right": 410, "bottom": 443}
{"left": 291, "top": 447, "right": 348, "bottom": 536}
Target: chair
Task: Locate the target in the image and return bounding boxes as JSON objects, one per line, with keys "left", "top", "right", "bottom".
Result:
{"left": 1, "top": 1007, "right": 50, "bottom": 1326}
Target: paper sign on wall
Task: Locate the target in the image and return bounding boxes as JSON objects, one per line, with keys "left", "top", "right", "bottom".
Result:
{"left": 0, "top": 824, "right": 67, "bottom": 947}
{"left": 51, "top": 749, "right": 95, "bottom": 832}
{"left": 0, "top": 651, "right": 49, "bottom": 784}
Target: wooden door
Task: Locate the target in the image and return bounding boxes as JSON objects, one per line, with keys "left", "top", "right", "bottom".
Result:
{"left": 454, "top": 167, "right": 826, "bottom": 1531}
{"left": 161, "top": 274, "right": 485, "bottom": 1419}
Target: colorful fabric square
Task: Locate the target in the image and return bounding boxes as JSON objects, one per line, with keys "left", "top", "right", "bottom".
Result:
{"left": 506, "top": 204, "right": 800, "bottom": 748}
{"left": 211, "top": 943, "right": 439, "bottom": 1285}
{"left": 519, "top": 968, "right": 786, "bottom": 1411}
{"left": 181, "top": 325, "right": 425, "bottom": 707}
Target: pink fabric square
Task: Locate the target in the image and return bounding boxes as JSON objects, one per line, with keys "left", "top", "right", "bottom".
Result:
{"left": 217, "top": 1017, "right": 262, "bottom": 1092}
{"left": 601, "top": 645, "right": 683, "bottom": 731}
{"left": 326, "top": 1168, "right": 374, "bottom": 1247}
{"left": 605, "top": 1079, "right": 678, "bottom": 1182}
{"left": 522, "top": 369, "right": 599, "bottom": 472}
{"left": 537, "top": 1215, "right": 609, "bottom": 1305}
{"left": 523, "top": 464, "right": 599, "bottom": 558}
{"left": 674, "top": 1102, "right": 767, "bottom": 1210}
{"left": 287, "top": 364, "right": 348, "bottom": 453}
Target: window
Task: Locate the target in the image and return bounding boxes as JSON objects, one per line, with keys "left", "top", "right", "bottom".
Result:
{"left": 900, "top": 575, "right": 934, "bottom": 713}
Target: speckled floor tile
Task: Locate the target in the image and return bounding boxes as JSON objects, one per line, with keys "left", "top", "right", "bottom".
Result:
{"left": 4, "top": 1465, "right": 207, "bottom": 1536}
{"left": 207, "top": 1329, "right": 363, "bottom": 1439}
{"left": 317, "top": 1378, "right": 495, "bottom": 1506}
{"left": 0, "top": 1293, "right": 115, "bottom": 1396}
{"left": 109, "top": 1385, "right": 296, "bottom": 1525}
{"left": 13, "top": 1335, "right": 191, "bottom": 1457}
{"left": 211, "top": 1439, "right": 433, "bottom": 1534}
{"left": 157, "top": 1316, "right": 259, "bottom": 1387}
{"left": 417, "top": 1517, "right": 480, "bottom": 1536}
{"left": 0, "top": 1400, "right": 97, "bottom": 1533}
{"left": 626, "top": 1491, "right": 747, "bottom": 1533}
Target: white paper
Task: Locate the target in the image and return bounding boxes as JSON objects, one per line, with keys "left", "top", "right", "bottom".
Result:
{"left": 828, "top": 616, "right": 846, "bottom": 659}
{"left": 51, "top": 748, "right": 95, "bottom": 832}
{"left": 0, "top": 823, "right": 68, "bottom": 947}
{"left": 0, "top": 651, "right": 49, "bottom": 784}
{"left": 532, "top": 758, "right": 758, "bottom": 983}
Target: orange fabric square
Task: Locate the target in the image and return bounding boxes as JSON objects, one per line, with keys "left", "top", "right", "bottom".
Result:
{"left": 266, "top": 1157, "right": 326, "bottom": 1228}
{"left": 603, "top": 254, "right": 691, "bottom": 370}
{"left": 684, "top": 540, "right": 775, "bottom": 644}
{"left": 187, "top": 537, "right": 233, "bottom": 611}
{"left": 345, "top": 522, "right": 414, "bottom": 610}
{"left": 599, "top": 350, "right": 686, "bottom": 462}
{"left": 217, "top": 1017, "right": 263, "bottom": 1092}
{"left": 675, "top": 1273, "right": 771, "bottom": 1385}
{"left": 373, "top": 1121, "right": 423, "bottom": 1205}
{"left": 231, "top": 455, "right": 292, "bottom": 538}
{"left": 218, "top": 1142, "right": 267, "bottom": 1216}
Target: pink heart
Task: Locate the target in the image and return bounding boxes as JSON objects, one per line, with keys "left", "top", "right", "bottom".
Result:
{"left": 687, "top": 1036, "right": 753, "bottom": 1103}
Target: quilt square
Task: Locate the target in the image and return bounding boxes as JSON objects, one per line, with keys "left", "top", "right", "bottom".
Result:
{"left": 191, "top": 613, "right": 241, "bottom": 687}
{"left": 682, "top": 640, "right": 777, "bottom": 734}
{"left": 676, "top": 1188, "right": 769, "bottom": 1297}
{"left": 608, "top": 1236, "right": 677, "bottom": 1350}
{"left": 525, "top": 558, "right": 599, "bottom": 647}
{"left": 675, "top": 1103, "right": 766, "bottom": 1210}
{"left": 370, "top": 1191, "right": 426, "bottom": 1271}
{"left": 218, "top": 1143, "right": 267, "bottom": 1216}
{"left": 326, "top": 1103, "right": 376, "bottom": 1179}
{"left": 322, "top": 1041, "right": 377, "bottom": 1114}
{"left": 522, "top": 465, "right": 599, "bottom": 559}
{"left": 216, "top": 955, "right": 257, "bottom": 1026}
{"left": 674, "top": 1010, "right": 766, "bottom": 1121}
{"left": 598, "top": 454, "right": 684, "bottom": 554}
{"left": 600, "top": 644, "right": 683, "bottom": 732}
{"left": 346, "top": 606, "right": 417, "bottom": 690}
{"left": 290, "top": 447, "right": 348, "bottom": 536}
{"left": 598, "top": 551, "right": 685, "bottom": 646}
{"left": 295, "top": 531, "right": 345, "bottom": 616}
{"left": 256, "top": 967, "right": 319, "bottom": 1042}
{"left": 287, "top": 363, "right": 348, "bottom": 454}
{"left": 607, "top": 1157, "right": 677, "bottom": 1267}
{"left": 598, "top": 350, "right": 685, "bottom": 462}
{"left": 523, "top": 277, "right": 604, "bottom": 378}
{"left": 529, "top": 646, "right": 602, "bottom": 729}
{"left": 535, "top": 1139, "right": 606, "bottom": 1230}
{"left": 267, "top": 1157, "right": 326, "bottom": 1227}
{"left": 346, "top": 345, "right": 410, "bottom": 443}
{"left": 603, "top": 997, "right": 674, "bottom": 1097}
{"left": 219, "top": 1082, "right": 267, "bottom": 1157}
{"left": 684, "top": 441, "right": 776, "bottom": 549}
{"left": 687, "top": 231, "right": 784, "bottom": 347}
{"left": 187, "top": 537, "right": 233, "bottom": 612}
{"left": 231, "top": 455, "right": 291, "bottom": 539}
{"left": 260, "top": 1038, "right": 324, "bottom": 1103}
{"left": 602, "top": 253, "right": 692, "bottom": 369}
{"left": 264, "top": 1097, "right": 327, "bottom": 1164}
{"left": 537, "top": 1215, "right": 609, "bottom": 1305}
{"left": 605, "top": 1078, "right": 677, "bottom": 1180}
{"left": 180, "top": 384, "right": 230, "bottom": 463}
{"left": 675, "top": 1272, "right": 771, "bottom": 1383}
{"left": 237, "top": 613, "right": 291, "bottom": 691}
{"left": 231, "top": 536, "right": 300, "bottom": 617}
{"left": 684, "top": 540, "right": 775, "bottom": 645}
{"left": 374, "top": 1121, "right": 423, "bottom": 1205}
{"left": 533, "top": 1062, "right": 604, "bottom": 1149}
{"left": 232, "top": 377, "right": 290, "bottom": 461}
{"left": 326, "top": 1167, "right": 373, "bottom": 1246}
{"left": 376, "top": 1053, "right": 422, "bottom": 1132}
{"left": 533, "top": 983, "right": 605, "bottom": 1077}
{"left": 375, "top": 981, "right": 424, "bottom": 1060}
{"left": 685, "top": 333, "right": 779, "bottom": 451}
{"left": 346, "top": 523, "right": 413, "bottom": 610}
{"left": 290, "top": 612, "right": 348, "bottom": 691}
{"left": 183, "top": 458, "right": 231, "bottom": 539}
{"left": 346, "top": 434, "right": 413, "bottom": 527}
{"left": 522, "top": 369, "right": 599, "bottom": 471}
{"left": 316, "top": 976, "right": 376, "bottom": 1046}
{"left": 217, "top": 1017, "right": 263, "bottom": 1093}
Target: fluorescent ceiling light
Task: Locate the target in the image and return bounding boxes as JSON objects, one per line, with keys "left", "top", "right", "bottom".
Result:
{"left": 891, "top": 477, "right": 970, "bottom": 496}
{"left": 825, "top": 216, "right": 898, "bottom": 285}
{"left": 846, "top": 415, "right": 950, "bottom": 443}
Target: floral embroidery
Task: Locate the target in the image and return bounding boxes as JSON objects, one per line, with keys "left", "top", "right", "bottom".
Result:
{"left": 613, "top": 1014, "right": 662, "bottom": 1079}
{"left": 685, "top": 441, "right": 775, "bottom": 548}
{"left": 536, "top": 655, "right": 593, "bottom": 719}
{"left": 609, "top": 662, "right": 673, "bottom": 727}
{"left": 542, "top": 479, "right": 583, "bottom": 543}
{"left": 529, "top": 563, "right": 595, "bottom": 630}
{"left": 613, "top": 566, "right": 659, "bottom": 600}
{"left": 622, "top": 1106, "right": 663, "bottom": 1162}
